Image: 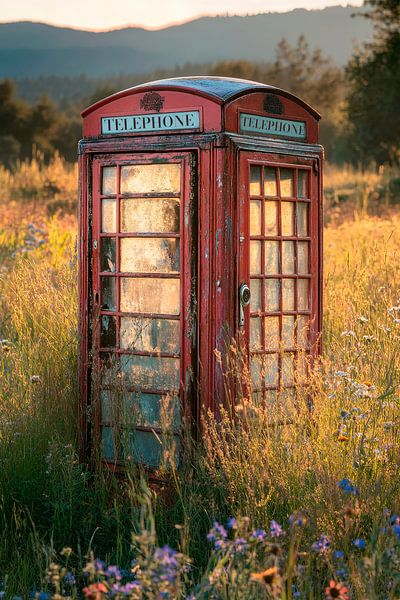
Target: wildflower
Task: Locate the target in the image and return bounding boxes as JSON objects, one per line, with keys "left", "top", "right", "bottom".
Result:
{"left": 232, "top": 537, "right": 248, "bottom": 553}
{"left": 333, "top": 550, "right": 345, "bottom": 560}
{"left": 353, "top": 538, "right": 366, "bottom": 550}
{"left": 105, "top": 565, "right": 122, "bottom": 580}
{"left": 93, "top": 559, "right": 106, "bottom": 574}
{"left": 152, "top": 545, "right": 179, "bottom": 583}
{"left": 312, "top": 534, "right": 331, "bottom": 554}
{"left": 270, "top": 520, "right": 284, "bottom": 538}
{"left": 357, "top": 316, "right": 368, "bottom": 323}
{"left": 60, "top": 547, "right": 73, "bottom": 558}
{"left": 251, "top": 566, "right": 280, "bottom": 586}
{"left": 340, "top": 411, "right": 350, "bottom": 420}
{"left": 341, "top": 331, "right": 355, "bottom": 338}
{"left": 82, "top": 582, "right": 108, "bottom": 599}
{"left": 289, "top": 513, "right": 306, "bottom": 527}
{"left": 64, "top": 572, "right": 76, "bottom": 585}
{"left": 325, "top": 580, "right": 349, "bottom": 600}
{"left": 207, "top": 521, "right": 228, "bottom": 543}
{"left": 30, "top": 375, "right": 41, "bottom": 383}
{"left": 251, "top": 528, "right": 267, "bottom": 541}
{"left": 334, "top": 371, "right": 349, "bottom": 378}
{"left": 337, "top": 434, "right": 349, "bottom": 442}
{"left": 227, "top": 517, "right": 237, "bottom": 529}
{"left": 338, "top": 479, "right": 359, "bottom": 496}
{"left": 392, "top": 524, "right": 400, "bottom": 539}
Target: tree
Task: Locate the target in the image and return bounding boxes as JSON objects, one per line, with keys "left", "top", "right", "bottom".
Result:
{"left": 345, "top": 0, "right": 400, "bottom": 167}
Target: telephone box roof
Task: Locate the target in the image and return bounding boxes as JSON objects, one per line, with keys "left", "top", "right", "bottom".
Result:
{"left": 81, "top": 76, "right": 321, "bottom": 119}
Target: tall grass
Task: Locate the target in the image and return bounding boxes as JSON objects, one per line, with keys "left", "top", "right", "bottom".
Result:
{"left": 0, "top": 161, "right": 399, "bottom": 597}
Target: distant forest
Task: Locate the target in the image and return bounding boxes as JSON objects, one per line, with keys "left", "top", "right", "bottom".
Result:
{"left": 1, "top": 0, "right": 399, "bottom": 171}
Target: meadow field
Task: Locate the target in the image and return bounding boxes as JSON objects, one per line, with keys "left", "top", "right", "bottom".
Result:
{"left": 0, "top": 156, "right": 400, "bottom": 599}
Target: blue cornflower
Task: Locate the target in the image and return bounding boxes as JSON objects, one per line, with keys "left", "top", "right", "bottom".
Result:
{"left": 227, "top": 517, "right": 237, "bottom": 529}
{"left": 291, "top": 585, "right": 301, "bottom": 598}
{"left": 270, "top": 520, "right": 284, "bottom": 538}
{"left": 94, "top": 559, "right": 106, "bottom": 573}
{"left": 251, "top": 528, "right": 267, "bottom": 540}
{"left": 152, "top": 545, "right": 179, "bottom": 583}
{"left": 393, "top": 524, "right": 400, "bottom": 540}
{"left": 333, "top": 550, "right": 345, "bottom": 560}
{"left": 289, "top": 513, "right": 306, "bottom": 527}
{"left": 207, "top": 521, "right": 228, "bottom": 542}
{"left": 338, "top": 478, "right": 360, "bottom": 496}
{"left": 37, "top": 594, "right": 50, "bottom": 600}
{"left": 390, "top": 515, "right": 400, "bottom": 525}
{"left": 106, "top": 565, "right": 122, "bottom": 581}
{"left": 64, "top": 572, "right": 76, "bottom": 586}
{"left": 353, "top": 538, "right": 366, "bottom": 549}
{"left": 336, "top": 568, "right": 347, "bottom": 579}
{"left": 231, "top": 537, "right": 248, "bottom": 553}
{"left": 312, "top": 534, "right": 331, "bottom": 554}
{"left": 113, "top": 581, "right": 141, "bottom": 595}
{"left": 340, "top": 410, "right": 351, "bottom": 419}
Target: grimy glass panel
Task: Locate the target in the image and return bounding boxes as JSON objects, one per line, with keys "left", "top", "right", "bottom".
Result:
{"left": 120, "top": 278, "right": 180, "bottom": 315}
{"left": 101, "top": 315, "right": 117, "bottom": 348}
{"left": 265, "top": 279, "right": 280, "bottom": 312}
{"left": 282, "top": 353, "right": 295, "bottom": 385}
{"left": 264, "top": 167, "right": 277, "bottom": 196}
{"left": 101, "top": 352, "right": 116, "bottom": 386}
{"left": 297, "top": 279, "right": 309, "bottom": 311}
{"left": 250, "top": 279, "right": 261, "bottom": 312}
{"left": 265, "top": 316, "right": 280, "bottom": 350}
{"left": 101, "top": 198, "right": 116, "bottom": 233}
{"left": 264, "top": 353, "right": 279, "bottom": 386}
{"left": 120, "top": 355, "right": 180, "bottom": 391}
{"left": 265, "top": 241, "right": 280, "bottom": 274}
{"left": 282, "top": 279, "right": 295, "bottom": 311}
{"left": 120, "top": 163, "right": 181, "bottom": 194}
{"left": 280, "top": 168, "right": 294, "bottom": 197}
{"left": 297, "top": 203, "right": 309, "bottom": 237}
{"left": 120, "top": 238, "right": 180, "bottom": 273}
{"left": 101, "top": 238, "right": 116, "bottom": 272}
{"left": 101, "top": 390, "right": 180, "bottom": 429}
{"left": 297, "top": 170, "right": 308, "bottom": 198}
{"left": 282, "top": 241, "right": 295, "bottom": 274}
{"left": 101, "top": 277, "right": 116, "bottom": 311}
{"left": 121, "top": 198, "right": 180, "bottom": 233}
{"left": 298, "top": 242, "right": 309, "bottom": 274}
{"left": 281, "top": 202, "right": 294, "bottom": 236}
{"left": 297, "top": 315, "right": 310, "bottom": 348}
{"left": 102, "top": 166, "right": 116, "bottom": 195}
{"left": 282, "top": 315, "right": 295, "bottom": 348}
{"left": 249, "top": 165, "right": 261, "bottom": 195}
{"left": 250, "top": 241, "right": 262, "bottom": 275}
{"left": 120, "top": 317, "right": 180, "bottom": 353}
{"left": 265, "top": 201, "right": 278, "bottom": 236}
{"left": 123, "top": 430, "right": 180, "bottom": 468}
{"left": 250, "top": 200, "right": 262, "bottom": 235}
{"left": 250, "top": 317, "right": 262, "bottom": 350}
{"left": 101, "top": 426, "right": 115, "bottom": 461}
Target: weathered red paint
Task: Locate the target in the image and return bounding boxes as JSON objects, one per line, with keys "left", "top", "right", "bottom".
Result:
{"left": 79, "top": 77, "right": 324, "bottom": 468}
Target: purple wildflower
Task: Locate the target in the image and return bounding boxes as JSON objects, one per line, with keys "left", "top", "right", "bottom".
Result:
{"left": 312, "top": 534, "right": 331, "bottom": 554}
{"left": 105, "top": 565, "right": 122, "bottom": 581}
{"left": 251, "top": 528, "right": 267, "bottom": 541}
{"left": 64, "top": 572, "right": 76, "bottom": 586}
{"left": 231, "top": 537, "right": 248, "bottom": 553}
{"left": 270, "top": 520, "right": 284, "bottom": 538}
{"left": 353, "top": 538, "right": 366, "bottom": 550}
{"left": 94, "top": 559, "right": 106, "bottom": 573}
{"left": 152, "top": 545, "right": 179, "bottom": 584}
{"left": 227, "top": 517, "right": 237, "bottom": 530}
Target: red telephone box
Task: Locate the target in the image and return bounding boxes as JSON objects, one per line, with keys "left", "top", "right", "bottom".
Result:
{"left": 79, "top": 77, "right": 323, "bottom": 469}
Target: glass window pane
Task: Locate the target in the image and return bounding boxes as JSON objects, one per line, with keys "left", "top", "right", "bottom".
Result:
{"left": 250, "top": 279, "right": 262, "bottom": 313}
{"left": 282, "top": 279, "right": 295, "bottom": 311}
{"left": 297, "top": 279, "right": 309, "bottom": 311}
{"left": 101, "top": 352, "right": 117, "bottom": 386}
{"left": 297, "top": 315, "right": 310, "bottom": 348}
{"left": 265, "top": 200, "right": 278, "bottom": 236}
{"left": 282, "top": 241, "right": 295, "bottom": 274}
{"left": 296, "top": 353, "right": 308, "bottom": 382}
{"left": 298, "top": 241, "right": 309, "bottom": 274}
{"left": 101, "top": 237, "right": 116, "bottom": 272}
{"left": 282, "top": 315, "right": 295, "bottom": 348}
{"left": 265, "top": 241, "right": 280, "bottom": 274}
{"left": 120, "top": 317, "right": 180, "bottom": 353}
{"left": 101, "top": 390, "right": 112, "bottom": 422}
{"left": 120, "top": 277, "right": 180, "bottom": 315}
{"left": 250, "top": 200, "right": 262, "bottom": 235}
{"left": 120, "top": 238, "right": 180, "bottom": 273}
{"left": 101, "top": 391, "right": 180, "bottom": 429}
{"left": 101, "top": 277, "right": 116, "bottom": 311}
{"left": 250, "top": 241, "right": 262, "bottom": 275}
{"left": 282, "top": 353, "right": 294, "bottom": 385}
{"left": 297, "top": 202, "right": 309, "bottom": 237}
{"left": 265, "top": 389, "right": 277, "bottom": 408}
{"left": 101, "top": 426, "right": 115, "bottom": 461}
{"left": 264, "top": 167, "right": 277, "bottom": 196}
{"left": 250, "top": 317, "right": 262, "bottom": 350}
{"left": 101, "top": 198, "right": 116, "bottom": 233}
{"left": 250, "top": 165, "right": 261, "bottom": 195}
{"left": 121, "top": 197, "right": 180, "bottom": 233}
{"left": 120, "top": 355, "right": 180, "bottom": 391}
{"left": 297, "top": 170, "right": 308, "bottom": 198}
{"left": 123, "top": 430, "right": 180, "bottom": 468}
{"left": 251, "top": 358, "right": 262, "bottom": 390}
{"left": 120, "top": 163, "right": 181, "bottom": 194}
{"left": 102, "top": 166, "right": 116, "bottom": 195}
{"left": 264, "top": 353, "right": 279, "bottom": 386}
{"left": 265, "top": 278, "right": 280, "bottom": 312}
{"left": 280, "top": 168, "right": 294, "bottom": 197}
{"left": 281, "top": 202, "right": 294, "bottom": 236}
{"left": 101, "top": 315, "right": 116, "bottom": 348}
{"left": 265, "top": 316, "right": 280, "bottom": 350}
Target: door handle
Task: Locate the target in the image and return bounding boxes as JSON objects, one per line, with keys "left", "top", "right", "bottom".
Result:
{"left": 239, "top": 282, "right": 251, "bottom": 327}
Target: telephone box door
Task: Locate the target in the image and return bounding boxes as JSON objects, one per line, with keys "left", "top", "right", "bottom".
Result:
{"left": 238, "top": 152, "right": 320, "bottom": 406}
{"left": 91, "top": 152, "right": 196, "bottom": 466}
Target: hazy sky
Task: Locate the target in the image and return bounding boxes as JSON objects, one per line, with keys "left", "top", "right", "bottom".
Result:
{"left": 0, "top": 0, "right": 364, "bottom": 30}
